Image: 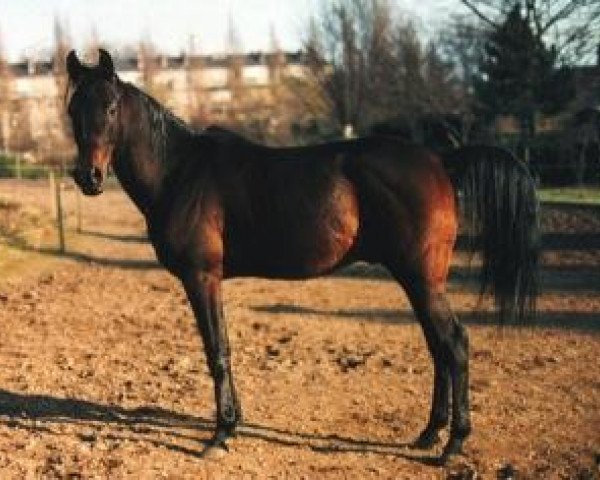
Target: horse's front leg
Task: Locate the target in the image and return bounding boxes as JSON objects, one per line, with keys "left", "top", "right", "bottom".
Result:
{"left": 183, "top": 269, "right": 242, "bottom": 454}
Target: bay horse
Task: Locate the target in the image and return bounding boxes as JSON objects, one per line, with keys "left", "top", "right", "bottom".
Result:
{"left": 65, "top": 49, "right": 538, "bottom": 462}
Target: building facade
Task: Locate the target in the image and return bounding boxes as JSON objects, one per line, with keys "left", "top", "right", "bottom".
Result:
{"left": 0, "top": 50, "right": 309, "bottom": 162}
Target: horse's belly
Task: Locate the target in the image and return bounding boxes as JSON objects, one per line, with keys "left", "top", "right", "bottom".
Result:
{"left": 225, "top": 177, "right": 360, "bottom": 279}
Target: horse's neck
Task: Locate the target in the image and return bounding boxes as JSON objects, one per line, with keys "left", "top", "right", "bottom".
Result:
{"left": 114, "top": 86, "right": 192, "bottom": 216}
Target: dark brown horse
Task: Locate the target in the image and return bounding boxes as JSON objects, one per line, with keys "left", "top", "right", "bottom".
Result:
{"left": 65, "top": 49, "right": 539, "bottom": 462}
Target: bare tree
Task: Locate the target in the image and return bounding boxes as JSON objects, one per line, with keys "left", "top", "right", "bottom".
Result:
{"left": 422, "top": 42, "right": 468, "bottom": 145}
{"left": 458, "top": 0, "right": 600, "bottom": 64}
{"left": 303, "top": 17, "right": 336, "bottom": 118}
{"left": 304, "top": 0, "right": 404, "bottom": 135}
{"left": 139, "top": 40, "right": 157, "bottom": 92}
{"left": 303, "top": 0, "right": 465, "bottom": 140}
{"left": 394, "top": 19, "right": 426, "bottom": 116}
{"left": 138, "top": 38, "right": 170, "bottom": 105}
{"left": 84, "top": 25, "right": 101, "bottom": 63}
{"left": 52, "top": 16, "right": 70, "bottom": 95}
{"left": 226, "top": 14, "right": 245, "bottom": 120}
{"left": 48, "top": 16, "right": 75, "bottom": 163}
{"left": 268, "top": 25, "right": 285, "bottom": 85}
{"left": 0, "top": 28, "right": 13, "bottom": 153}
{"left": 438, "top": 14, "right": 485, "bottom": 88}
{"left": 0, "top": 27, "right": 31, "bottom": 155}
{"left": 186, "top": 35, "right": 209, "bottom": 127}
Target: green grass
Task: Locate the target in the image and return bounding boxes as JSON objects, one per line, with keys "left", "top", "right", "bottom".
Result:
{"left": 538, "top": 187, "right": 600, "bottom": 205}
{"left": 0, "top": 154, "right": 50, "bottom": 180}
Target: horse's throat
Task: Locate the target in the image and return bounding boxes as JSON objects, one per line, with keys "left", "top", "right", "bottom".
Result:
{"left": 114, "top": 146, "right": 166, "bottom": 216}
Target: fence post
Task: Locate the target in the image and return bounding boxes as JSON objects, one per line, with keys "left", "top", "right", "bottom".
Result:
{"left": 15, "top": 154, "right": 21, "bottom": 180}
{"left": 49, "top": 170, "right": 56, "bottom": 218}
{"left": 76, "top": 188, "right": 82, "bottom": 233}
{"left": 49, "top": 170, "right": 66, "bottom": 253}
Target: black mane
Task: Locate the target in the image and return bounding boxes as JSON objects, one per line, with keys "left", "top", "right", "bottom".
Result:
{"left": 123, "top": 82, "right": 198, "bottom": 166}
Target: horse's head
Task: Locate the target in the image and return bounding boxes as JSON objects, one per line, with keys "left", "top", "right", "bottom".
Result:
{"left": 67, "top": 49, "right": 121, "bottom": 196}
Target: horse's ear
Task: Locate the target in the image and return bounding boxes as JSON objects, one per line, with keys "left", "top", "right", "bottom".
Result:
{"left": 97, "top": 49, "right": 115, "bottom": 80}
{"left": 66, "top": 50, "right": 83, "bottom": 82}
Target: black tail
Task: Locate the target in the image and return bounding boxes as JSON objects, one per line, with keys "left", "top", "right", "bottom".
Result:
{"left": 444, "top": 145, "right": 539, "bottom": 323}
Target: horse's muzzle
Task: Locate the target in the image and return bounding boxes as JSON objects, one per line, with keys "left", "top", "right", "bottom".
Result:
{"left": 71, "top": 165, "right": 104, "bottom": 196}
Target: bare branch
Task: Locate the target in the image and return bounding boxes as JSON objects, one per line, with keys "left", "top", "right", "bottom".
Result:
{"left": 459, "top": 0, "right": 501, "bottom": 28}
{"left": 457, "top": 0, "right": 600, "bottom": 64}
{"left": 525, "top": 0, "right": 544, "bottom": 37}
{"left": 539, "top": 1, "right": 580, "bottom": 35}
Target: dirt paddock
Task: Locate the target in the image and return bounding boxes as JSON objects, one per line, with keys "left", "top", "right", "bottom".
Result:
{"left": 0, "top": 180, "right": 598, "bottom": 479}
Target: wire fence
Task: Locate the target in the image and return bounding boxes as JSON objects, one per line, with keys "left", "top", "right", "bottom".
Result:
{"left": 0, "top": 151, "right": 79, "bottom": 254}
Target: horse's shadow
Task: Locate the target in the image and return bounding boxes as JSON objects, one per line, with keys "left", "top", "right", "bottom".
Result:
{"left": 0, "top": 389, "right": 441, "bottom": 464}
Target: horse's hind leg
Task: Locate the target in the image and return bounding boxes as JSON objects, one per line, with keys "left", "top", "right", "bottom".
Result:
{"left": 438, "top": 297, "right": 470, "bottom": 459}
{"left": 396, "top": 273, "right": 471, "bottom": 460}
{"left": 426, "top": 291, "right": 470, "bottom": 459}
{"left": 409, "top": 289, "right": 451, "bottom": 449}
{"left": 389, "top": 235, "right": 471, "bottom": 460}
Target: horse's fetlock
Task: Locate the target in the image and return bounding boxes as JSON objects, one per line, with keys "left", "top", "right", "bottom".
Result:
{"left": 221, "top": 404, "right": 233, "bottom": 421}
{"left": 453, "top": 320, "right": 467, "bottom": 341}
{"left": 219, "top": 404, "right": 239, "bottom": 429}
{"left": 452, "top": 419, "right": 472, "bottom": 440}
{"left": 212, "top": 357, "right": 228, "bottom": 380}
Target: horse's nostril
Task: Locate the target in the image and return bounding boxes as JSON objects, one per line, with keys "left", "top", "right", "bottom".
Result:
{"left": 91, "top": 166, "right": 103, "bottom": 185}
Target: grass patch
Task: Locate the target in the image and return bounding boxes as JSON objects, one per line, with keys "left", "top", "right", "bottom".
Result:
{"left": 538, "top": 187, "right": 600, "bottom": 205}
{"left": 0, "top": 154, "right": 50, "bottom": 180}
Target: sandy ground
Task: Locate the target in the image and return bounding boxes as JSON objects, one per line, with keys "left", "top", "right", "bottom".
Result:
{"left": 0, "top": 179, "right": 598, "bottom": 479}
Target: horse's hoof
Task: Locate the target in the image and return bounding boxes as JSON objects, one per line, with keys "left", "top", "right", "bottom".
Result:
{"left": 439, "top": 439, "right": 465, "bottom": 465}
{"left": 200, "top": 443, "right": 229, "bottom": 460}
{"left": 200, "top": 429, "right": 233, "bottom": 459}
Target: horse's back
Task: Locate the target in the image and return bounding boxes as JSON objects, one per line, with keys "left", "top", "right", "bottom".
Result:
{"left": 157, "top": 132, "right": 457, "bottom": 283}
